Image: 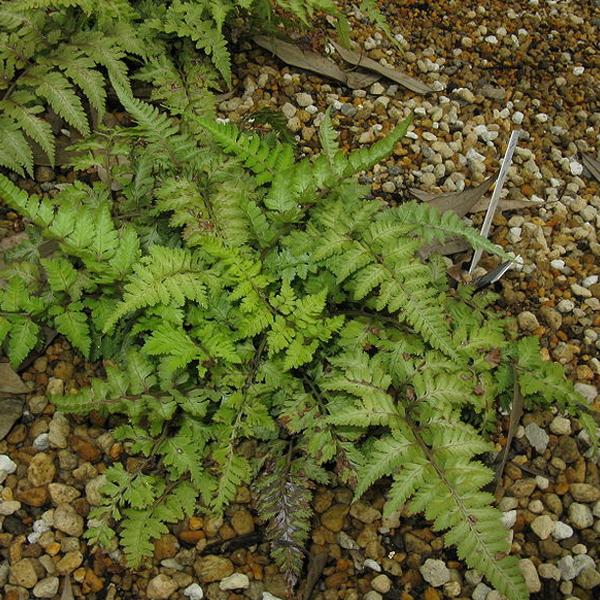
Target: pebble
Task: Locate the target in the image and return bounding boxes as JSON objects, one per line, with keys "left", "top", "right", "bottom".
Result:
{"left": 501, "top": 510, "right": 517, "bottom": 529}
{"left": 147, "top": 574, "right": 178, "bottom": 599}
{"left": 531, "top": 515, "right": 555, "bottom": 539}
{"left": 364, "top": 559, "right": 382, "bottom": 572}
{"left": 53, "top": 504, "right": 84, "bottom": 537}
{"left": 295, "top": 93, "right": 313, "bottom": 107}
{"left": 570, "top": 483, "right": 600, "bottom": 502}
{"left": 569, "top": 502, "right": 594, "bottom": 529}
{"left": 9, "top": 558, "right": 39, "bottom": 588}
{"left": 371, "top": 574, "right": 392, "bottom": 593}
{"left": 33, "top": 576, "right": 60, "bottom": 598}
{"left": 231, "top": 509, "right": 254, "bottom": 535}
{"left": 194, "top": 556, "right": 234, "bottom": 583}
{"left": 472, "top": 582, "right": 491, "bottom": 600}
{"left": 350, "top": 501, "right": 381, "bottom": 524}
{"left": 219, "top": 573, "right": 250, "bottom": 590}
{"left": 577, "top": 567, "right": 600, "bottom": 590}
{"left": 538, "top": 563, "right": 561, "bottom": 580}
{"left": 557, "top": 299, "right": 575, "bottom": 313}
{"left": 321, "top": 504, "right": 348, "bottom": 532}
{"left": 558, "top": 554, "right": 595, "bottom": 580}
{"left": 48, "top": 413, "right": 70, "bottom": 448}
{"left": 420, "top": 559, "right": 450, "bottom": 587}
{"left": 552, "top": 521, "right": 574, "bottom": 540}
{"left": 27, "top": 452, "right": 56, "bottom": 486}
{"left": 184, "top": 583, "right": 204, "bottom": 599}
{"left": 519, "top": 558, "right": 541, "bottom": 592}
{"left": 524, "top": 422, "right": 549, "bottom": 453}
{"left": 0, "top": 500, "right": 21, "bottom": 515}
{"left": 574, "top": 383, "right": 598, "bottom": 403}
{"left": 549, "top": 416, "right": 571, "bottom": 435}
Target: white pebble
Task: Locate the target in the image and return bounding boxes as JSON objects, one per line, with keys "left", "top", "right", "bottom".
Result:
{"left": 557, "top": 299, "right": 575, "bottom": 313}
{"left": 219, "top": 573, "right": 249, "bottom": 590}
{"left": 512, "top": 111, "right": 525, "bottom": 125}
{"left": 552, "top": 521, "right": 574, "bottom": 540}
{"left": 570, "top": 161, "right": 584, "bottom": 176}
{"left": 573, "top": 66, "right": 585, "bottom": 76}
{"left": 501, "top": 510, "right": 517, "bottom": 529}
{"left": 364, "top": 558, "right": 382, "bottom": 572}
{"left": 183, "top": 583, "right": 204, "bottom": 600}
{"left": 485, "top": 35, "right": 498, "bottom": 44}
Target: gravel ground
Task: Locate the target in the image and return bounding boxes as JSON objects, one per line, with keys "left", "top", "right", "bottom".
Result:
{"left": 1, "top": 1, "right": 599, "bottom": 599}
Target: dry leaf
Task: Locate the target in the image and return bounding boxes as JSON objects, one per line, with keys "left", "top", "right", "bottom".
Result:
{"left": 301, "top": 551, "right": 329, "bottom": 600}
{"left": 419, "top": 237, "right": 469, "bottom": 259}
{"left": 413, "top": 175, "right": 498, "bottom": 217}
{"left": 494, "top": 367, "right": 524, "bottom": 493}
{"left": 61, "top": 574, "right": 74, "bottom": 600}
{"left": 253, "top": 36, "right": 379, "bottom": 89}
{"left": 411, "top": 174, "right": 542, "bottom": 216}
{"left": 0, "top": 362, "right": 29, "bottom": 394}
{"left": 331, "top": 41, "right": 433, "bottom": 95}
{"left": 582, "top": 153, "right": 600, "bottom": 184}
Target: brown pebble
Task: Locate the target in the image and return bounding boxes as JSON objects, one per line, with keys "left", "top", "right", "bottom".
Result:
{"left": 69, "top": 435, "right": 102, "bottom": 462}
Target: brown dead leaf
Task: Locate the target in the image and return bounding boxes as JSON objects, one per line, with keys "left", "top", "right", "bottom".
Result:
{"left": 301, "top": 551, "right": 329, "bottom": 600}
{"left": 61, "top": 574, "right": 74, "bottom": 600}
{"left": 411, "top": 174, "right": 542, "bottom": 216}
{"left": 494, "top": 366, "right": 524, "bottom": 493}
{"left": 253, "top": 36, "right": 379, "bottom": 89}
{"left": 331, "top": 41, "right": 433, "bottom": 95}
{"left": 419, "top": 237, "right": 469, "bottom": 259}
{"left": 0, "top": 362, "right": 29, "bottom": 394}
{"left": 582, "top": 153, "right": 600, "bottom": 184}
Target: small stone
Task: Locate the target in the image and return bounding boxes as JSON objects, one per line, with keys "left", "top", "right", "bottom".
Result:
{"left": 569, "top": 502, "right": 594, "bottom": 529}
{"left": 369, "top": 82, "right": 385, "bottom": 95}
{"left": 194, "top": 556, "right": 234, "bottom": 583}
{"left": 538, "top": 563, "right": 561, "bottom": 580}
{"left": 519, "top": 559, "right": 541, "bottom": 593}
{"left": 9, "top": 558, "right": 39, "bottom": 588}
{"left": 337, "top": 531, "right": 359, "bottom": 550}
{"left": 558, "top": 555, "right": 595, "bottom": 581}
{"left": 524, "top": 423, "right": 549, "bottom": 453}
{"left": 33, "top": 433, "right": 50, "bottom": 451}
{"left": 53, "top": 504, "right": 84, "bottom": 537}
{"left": 517, "top": 311, "right": 540, "bottom": 332}
{"left": 0, "top": 454, "right": 18, "bottom": 481}
{"left": 512, "top": 111, "right": 524, "bottom": 125}
{"left": 48, "top": 413, "right": 70, "bottom": 448}
{"left": 183, "top": 583, "right": 204, "bottom": 600}
{"left": 27, "top": 452, "right": 55, "bottom": 486}
{"left": 219, "top": 573, "right": 250, "bottom": 590}
{"left": 295, "top": 93, "right": 313, "bottom": 107}
{"left": 550, "top": 416, "right": 571, "bottom": 435}
{"left": 340, "top": 103, "right": 357, "bottom": 117}
{"left": 350, "top": 501, "right": 381, "bottom": 524}
{"left": 85, "top": 475, "right": 106, "bottom": 506}
{"left": 501, "top": 510, "right": 517, "bottom": 529}
{"left": 46, "top": 377, "right": 64, "bottom": 396}
{"left": 531, "top": 515, "right": 555, "bottom": 539}
{"left": 570, "top": 483, "right": 600, "bottom": 503}
{"left": 371, "top": 574, "right": 391, "bottom": 593}
{"left": 555, "top": 436, "right": 580, "bottom": 464}
{"left": 56, "top": 551, "right": 83, "bottom": 574}
{"left": 0, "top": 500, "right": 21, "bottom": 515}
{"left": 320, "top": 504, "right": 348, "bottom": 532}
{"left": 281, "top": 103, "right": 296, "bottom": 119}
{"left": 576, "top": 568, "right": 600, "bottom": 590}
{"left": 364, "top": 559, "right": 381, "bottom": 572}
{"left": 557, "top": 299, "right": 575, "bottom": 313}
{"left": 575, "top": 383, "right": 597, "bottom": 403}
{"left": 552, "top": 521, "right": 573, "bottom": 540}
{"left": 420, "top": 559, "right": 450, "bottom": 587}
{"left": 147, "top": 574, "right": 178, "bottom": 599}
{"left": 443, "top": 581, "right": 461, "bottom": 597}
{"left": 48, "top": 483, "right": 80, "bottom": 505}
{"left": 510, "top": 478, "right": 536, "bottom": 497}
{"left": 231, "top": 509, "right": 254, "bottom": 535}
{"left": 472, "top": 582, "right": 491, "bottom": 600}
{"left": 33, "top": 576, "right": 60, "bottom": 598}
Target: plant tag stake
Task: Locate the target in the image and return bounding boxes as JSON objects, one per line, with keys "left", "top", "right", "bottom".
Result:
{"left": 469, "top": 130, "right": 520, "bottom": 274}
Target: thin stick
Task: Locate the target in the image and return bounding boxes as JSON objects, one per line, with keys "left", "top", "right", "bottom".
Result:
{"left": 469, "top": 130, "right": 520, "bottom": 274}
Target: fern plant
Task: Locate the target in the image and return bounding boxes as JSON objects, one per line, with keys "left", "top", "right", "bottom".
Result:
{"left": 0, "top": 96, "right": 595, "bottom": 598}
